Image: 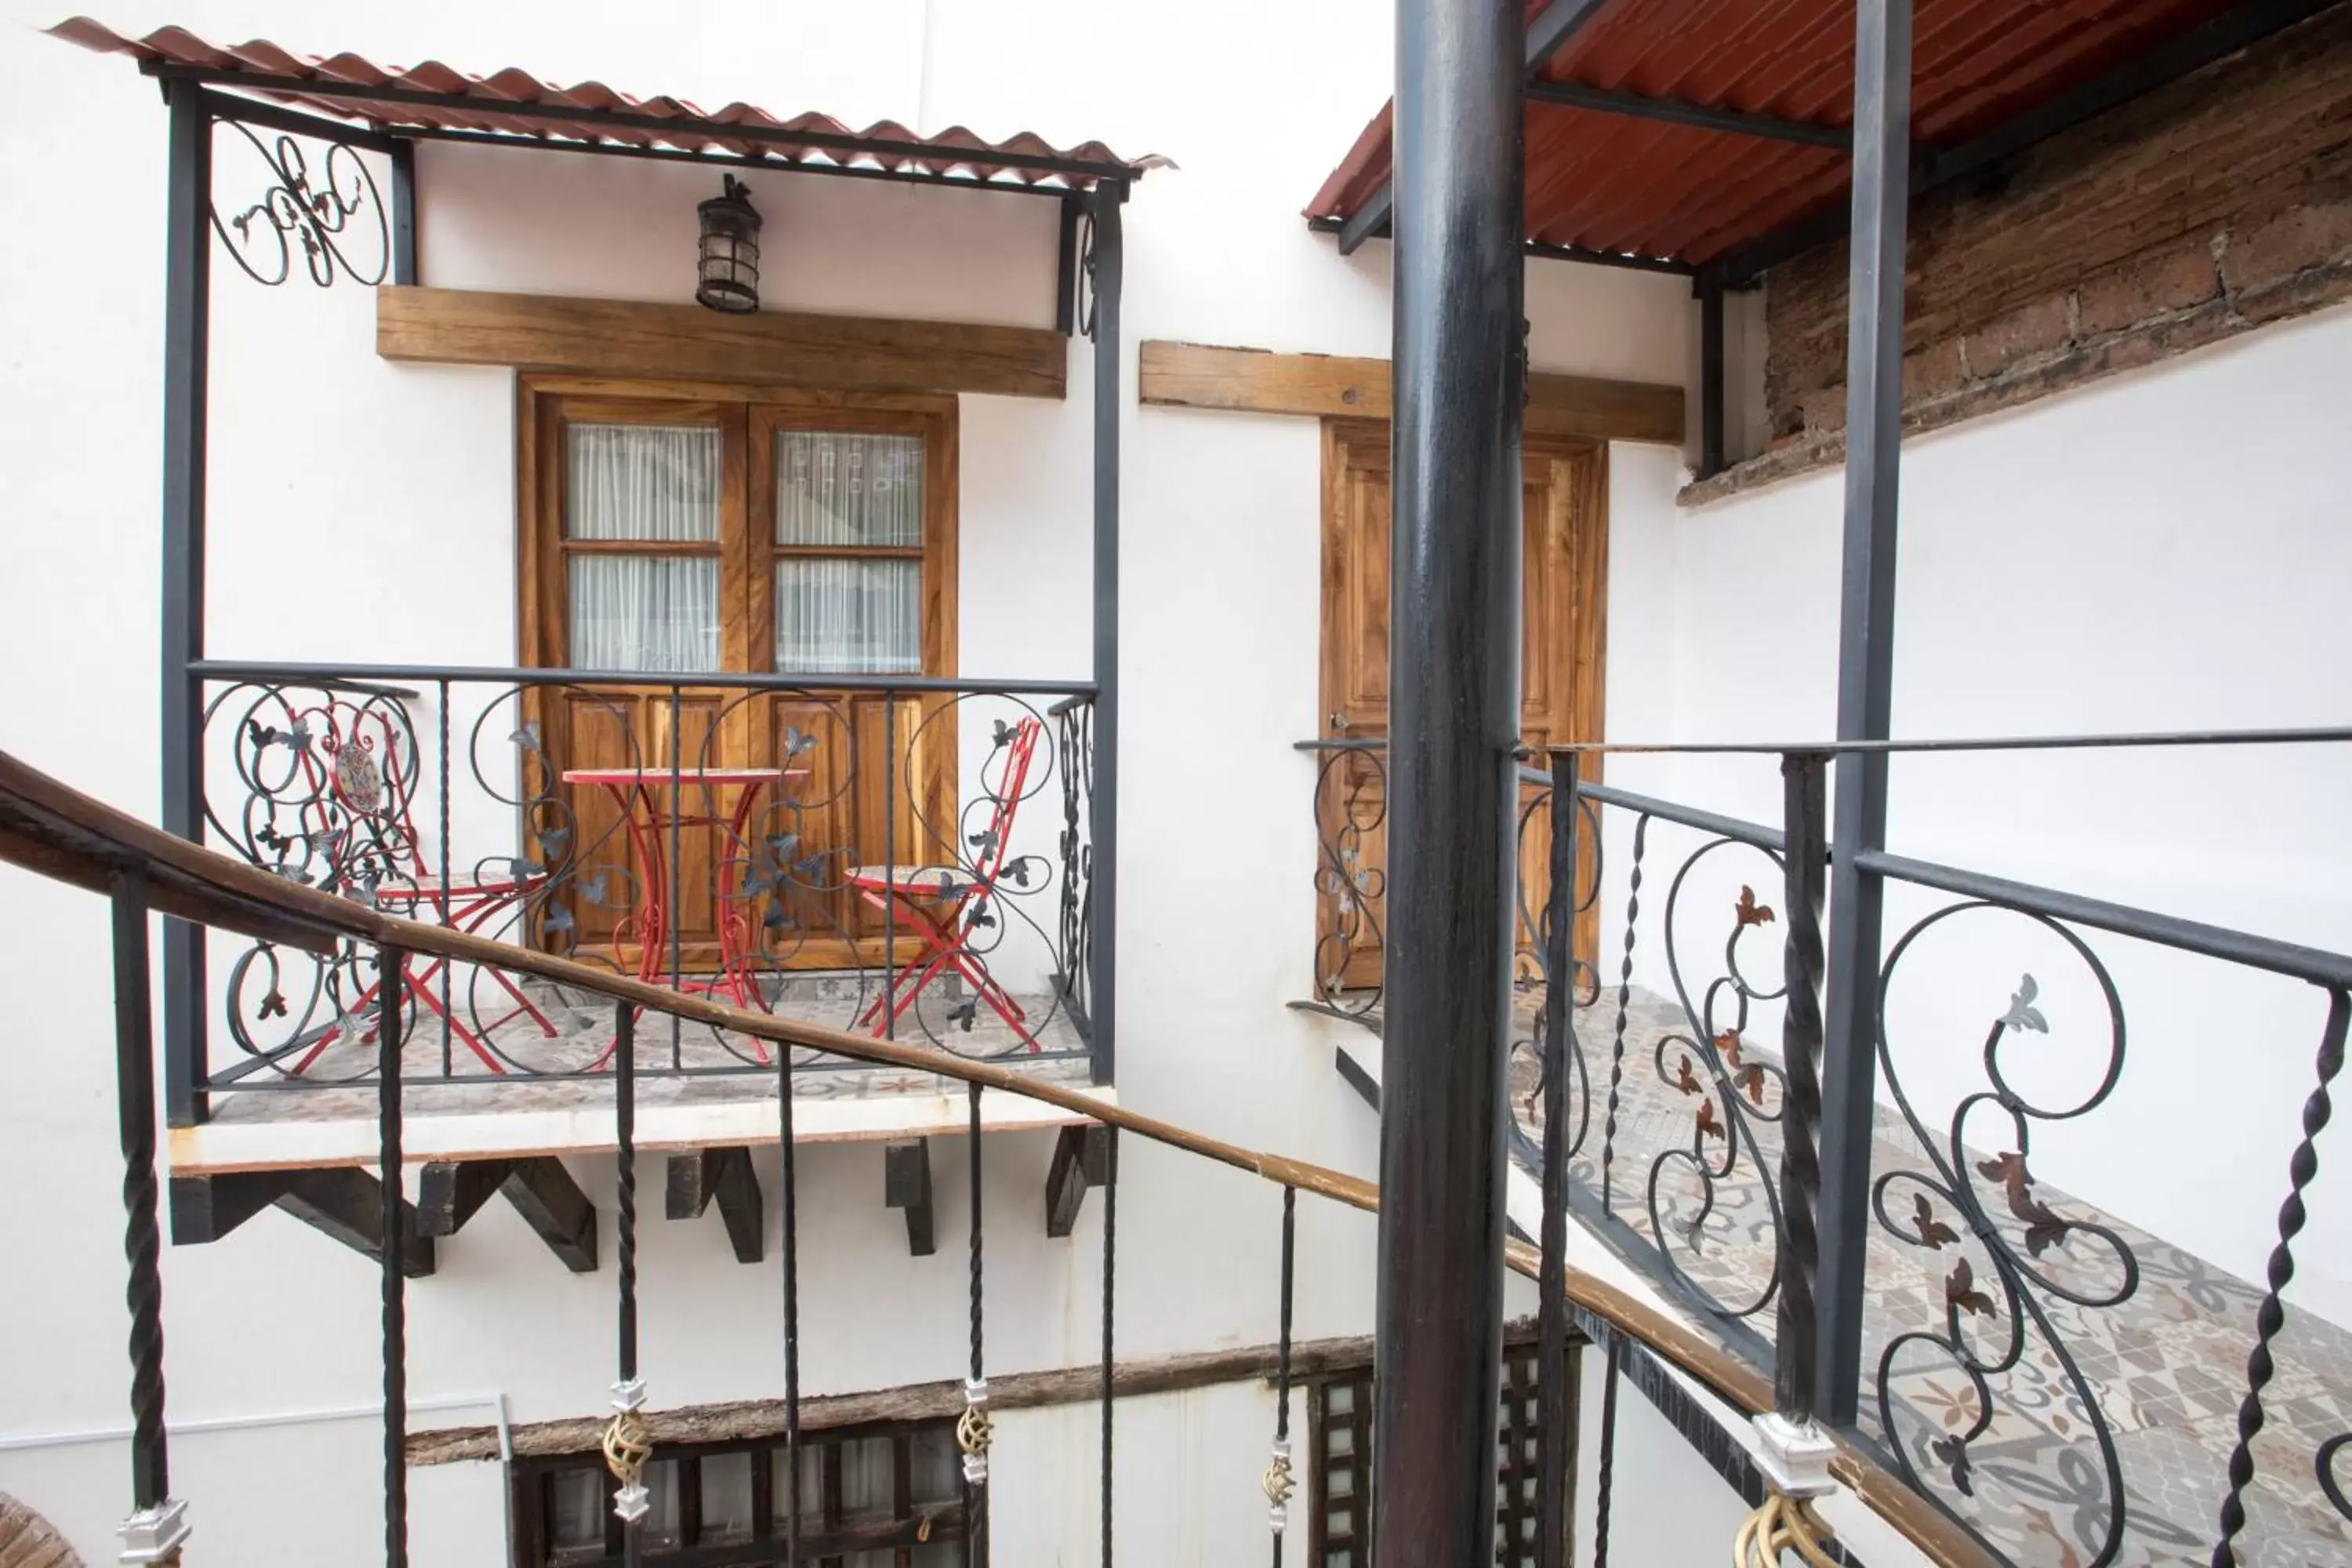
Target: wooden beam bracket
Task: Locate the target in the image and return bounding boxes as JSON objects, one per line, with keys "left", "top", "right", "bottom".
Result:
{"left": 173, "top": 1169, "right": 434, "bottom": 1277}
{"left": 884, "top": 1138, "right": 935, "bottom": 1256}
{"left": 666, "top": 1148, "right": 764, "bottom": 1264}
{"left": 1044, "top": 1123, "right": 1111, "bottom": 1238}
{"left": 419, "top": 1157, "right": 597, "bottom": 1272}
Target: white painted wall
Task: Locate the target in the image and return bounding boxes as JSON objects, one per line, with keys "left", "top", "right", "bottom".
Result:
{"left": 1599, "top": 306, "right": 2352, "bottom": 1329}
{"left": 0, "top": 2, "right": 1700, "bottom": 1564}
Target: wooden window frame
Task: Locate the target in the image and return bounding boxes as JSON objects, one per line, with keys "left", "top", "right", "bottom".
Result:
{"left": 508, "top": 1414, "right": 971, "bottom": 1566}
{"left": 518, "top": 376, "right": 959, "bottom": 683}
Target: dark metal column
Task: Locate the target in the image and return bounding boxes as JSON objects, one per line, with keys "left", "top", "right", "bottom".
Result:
{"left": 1372, "top": 0, "right": 1526, "bottom": 1557}
{"left": 1087, "top": 183, "right": 1124, "bottom": 1086}
{"left": 1815, "top": 0, "right": 1913, "bottom": 1428}
{"left": 1698, "top": 281, "right": 1726, "bottom": 478}
{"left": 390, "top": 139, "right": 419, "bottom": 286}
{"left": 159, "top": 79, "right": 212, "bottom": 1129}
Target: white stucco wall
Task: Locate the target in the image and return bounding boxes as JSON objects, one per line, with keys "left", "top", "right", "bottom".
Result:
{"left": 1599, "top": 306, "right": 2352, "bottom": 1330}
{"left": 0, "top": 1, "right": 1703, "bottom": 1563}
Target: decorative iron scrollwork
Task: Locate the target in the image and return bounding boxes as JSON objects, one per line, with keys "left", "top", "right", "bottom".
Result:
{"left": 210, "top": 120, "right": 388, "bottom": 289}
{"left": 1868, "top": 906, "right": 2136, "bottom": 1568}
{"left": 1310, "top": 746, "right": 1387, "bottom": 1018}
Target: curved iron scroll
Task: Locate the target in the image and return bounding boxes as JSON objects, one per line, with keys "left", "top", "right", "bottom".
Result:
{"left": 1869, "top": 905, "right": 2137, "bottom": 1568}
{"left": 210, "top": 120, "right": 389, "bottom": 289}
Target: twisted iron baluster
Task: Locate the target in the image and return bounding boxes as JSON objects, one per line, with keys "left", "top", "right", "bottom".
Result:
{"left": 1601, "top": 816, "right": 1649, "bottom": 1212}
{"left": 1592, "top": 1329, "right": 1621, "bottom": 1568}
{"left": 1773, "top": 755, "right": 1828, "bottom": 1421}
{"left": 2211, "top": 985, "right": 2349, "bottom": 1566}
{"left": 610, "top": 1002, "right": 646, "bottom": 1566}
{"left": 1537, "top": 756, "right": 1577, "bottom": 1568}
{"left": 1269, "top": 1183, "right": 1297, "bottom": 1566}
{"left": 111, "top": 871, "right": 184, "bottom": 1562}
{"left": 779, "top": 1030, "right": 802, "bottom": 1568}
{"left": 1102, "top": 1124, "right": 1119, "bottom": 1568}
{"left": 964, "top": 1079, "right": 990, "bottom": 1566}
{"left": 378, "top": 945, "right": 408, "bottom": 1568}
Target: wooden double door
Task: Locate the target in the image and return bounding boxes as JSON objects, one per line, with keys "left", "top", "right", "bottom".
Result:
{"left": 517, "top": 378, "right": 959, "bottom": 973}
{"left": 1316, "top": 420, "right": 1607, "bottom": 992}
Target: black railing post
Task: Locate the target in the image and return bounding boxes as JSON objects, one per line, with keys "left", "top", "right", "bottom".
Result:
{"left": 389, "top": 138, "right": 418, "bottom": 287}
{"left": 1087, "top": 181, "right": 1124, "bottom": 1087}
{"left": 1815, "top": 0, "right": 1914, "bottom": 1428}
{"left": 158, "top": 77, "right": 212, "bottom": 1129}
{"left": 1536, "top": 754, "right": 1577, "bottom": 1568}
{"left": 111, "top": 869, "right": 191, "bottom": 1566}
{"left": 1772, "top": 753, "right": 1828, "bottom": 1424}
{"left": 1698, "top": 281, "right": 1726, "bottom": 478}
{"left": 1374, "top": 0, "right": 1526, "bottom": 1558}
{"left": 377, "top": 946, "right": 408, "bottom": 1568}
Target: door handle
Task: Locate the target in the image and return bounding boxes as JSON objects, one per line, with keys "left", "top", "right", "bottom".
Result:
{"left": 1329, "top": 713, "right": 1351, "bottom": 731}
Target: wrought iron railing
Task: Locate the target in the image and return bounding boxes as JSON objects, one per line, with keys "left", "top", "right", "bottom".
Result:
{"left": 1298, "top": 731, "right": 2352, "bottom": 1568}
{"left": 0, "top": 742, "right": 2003, "bottom": 1568}
{"left": 176, "top": 661, "right": 1102, "bottom": 1122}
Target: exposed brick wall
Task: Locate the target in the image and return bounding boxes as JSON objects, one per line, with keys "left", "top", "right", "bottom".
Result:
{"left": 1758, "top": 5, "right": 2352, "bottom": 456}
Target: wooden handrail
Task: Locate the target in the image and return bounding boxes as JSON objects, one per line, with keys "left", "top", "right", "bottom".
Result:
{"left": 0, "top": 746, "right": 1997, "bottom": 1568}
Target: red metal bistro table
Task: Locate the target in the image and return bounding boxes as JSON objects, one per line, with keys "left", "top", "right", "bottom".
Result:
{"left": 558, "top": 765, "right": 808, "bottom": 1014}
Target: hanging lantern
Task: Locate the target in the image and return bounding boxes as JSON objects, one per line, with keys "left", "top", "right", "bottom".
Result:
{"left": 695, "top": 175, "right": 762, "bottom": 314}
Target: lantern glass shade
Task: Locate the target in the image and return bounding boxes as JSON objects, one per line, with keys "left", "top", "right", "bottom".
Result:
{"left": 696, "top": 175, "right": 763, "bottom": 314}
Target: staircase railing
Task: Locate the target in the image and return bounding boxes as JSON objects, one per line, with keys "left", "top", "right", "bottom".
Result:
{"left": 0, "top": 743, "right": 2000, "bottom": 1568}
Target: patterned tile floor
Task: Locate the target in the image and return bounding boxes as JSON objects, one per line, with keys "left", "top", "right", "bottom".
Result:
{"left": 207, "top": 970, "right": 1091, "bottom": 1124}
{"left": 1513, "top": 985, "right": 2352, "bottom": 1566}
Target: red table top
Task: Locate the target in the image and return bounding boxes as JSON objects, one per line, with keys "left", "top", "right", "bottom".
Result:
{"left": 559, "top": 767, "right": 809, "bottom": 786}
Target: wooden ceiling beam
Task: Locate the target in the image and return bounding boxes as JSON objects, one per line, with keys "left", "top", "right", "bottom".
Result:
{"left": 1138, "top": 339, "right": 1685, "bottom": 445}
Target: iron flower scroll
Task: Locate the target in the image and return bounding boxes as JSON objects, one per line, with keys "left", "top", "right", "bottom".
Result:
{"left": 210, "top": 120, "right": 389, "bottom": 289}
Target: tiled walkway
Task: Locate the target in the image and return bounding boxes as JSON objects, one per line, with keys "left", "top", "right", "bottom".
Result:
{"left": 1518, "top": 986, "right": 2352, "bottom": 1567}
{"left": 207, "top": 971, "right": 1091, "bottom": 1125}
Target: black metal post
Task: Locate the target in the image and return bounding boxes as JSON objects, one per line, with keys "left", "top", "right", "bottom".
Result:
{"left": 1698, "top": 281, "right": 1726, "bottom": 478}
{"left": 111, "top": 873, "right": 172, "bottom": 1515}
{"left": 1373, "top": 0, "right": 1526, "bottom": 1559}
{"left": 1814, "top": 0, "right": 1912, "bottom": 1430}
{"left": 779, "top": 1023, "right": 802, "bottom": 1568}
{"left": 378, "top": 946, "right": 408, "bottom": 1568}
{"left": 1773, "top": 753, "right": 1828, "bottom": 1423}
{"left": 159, "top": 78, "right": 211, "bottom": 1129}
{"left": 390, "top": 138, "right": 419, "bottom": 286}
{"left": 1087, "top": 183, "right": 1124, "bottom": 1087}
{"left": 1536, "top": 756, "right": 1577, "bottom": 1568}
{"left": 1101, "top": 1124, "right": 1118, "bottom": 1568}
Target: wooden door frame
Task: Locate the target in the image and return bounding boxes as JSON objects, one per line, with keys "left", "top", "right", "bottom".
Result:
{"left": 514, "top": 374, "right": 963, "bottom": 973}
{"left": 1315, "top": 418, "right": 1610, "bottom": 987}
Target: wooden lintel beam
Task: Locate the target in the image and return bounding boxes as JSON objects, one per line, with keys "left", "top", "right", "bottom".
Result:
{"left": 884, "top": 1138, "right": 935, "bottom": 1256}
{"left": 1137, "top": 339, "right": 1686, "bottom": 445}
{"left": 377, "top": 285, "right": 1068, "bottom": 400}
{"left": 1044, "top": 1123, "right": 1110, "bottom": 1239}
{"left": 420, "top": 1157, "right": 597, "bottom": 1273}
{"left": 667, "top": 1147, "right": 763, "bottom": 1264}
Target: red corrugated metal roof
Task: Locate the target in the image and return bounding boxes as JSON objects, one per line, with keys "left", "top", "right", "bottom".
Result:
{"left": 1307, "top": 0, "right": 2245, "bottom": 267}
{"left": 51, "top": 16, "right": 1167, "bottom": 188}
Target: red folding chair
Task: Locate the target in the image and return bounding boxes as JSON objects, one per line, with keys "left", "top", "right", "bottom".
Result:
{"left": 285, "top": 694, "right": 558, "bottom": 1076}
{"left": 848, "top": 716, "right": 1046, "bottom": 1048}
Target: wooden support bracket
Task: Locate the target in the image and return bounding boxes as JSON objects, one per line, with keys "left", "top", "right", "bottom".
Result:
{"left": 1044, "top": 1123, "right": 1111, "bottom": 1239}
{"left": 172, "top": 1169, "right": 435, "bottom": 1277}
{"left": 666, "top": 1147, "right": 764, "bottom": 1264}
{"left": 419, "top": 1158, "right": 598, "bottom": 1273}
{"left": 884, "top": 1138, "right": 935, "bottom": 1256}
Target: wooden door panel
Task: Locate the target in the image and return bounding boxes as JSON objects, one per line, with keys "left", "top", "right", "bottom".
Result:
{"left": 1317, "top": 423, "right": 1609, "bottom": 994}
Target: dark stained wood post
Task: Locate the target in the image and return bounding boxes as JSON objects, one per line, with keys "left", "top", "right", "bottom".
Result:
{"left": 1373, "top": 0, "right": 1527, "bottom": 1559}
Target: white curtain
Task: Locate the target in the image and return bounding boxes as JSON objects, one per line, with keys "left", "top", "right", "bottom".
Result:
{"left": 776, "top": 431, "right": 923, "bottom": 545}
{"left": 567, "top": 423, "right": 722, "bottom": 672}
{"left": 775, "top": 557, "right": 920, "bottom": 673}
{"left": 775, "top": 430, "right": 924, "bottom": 674}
